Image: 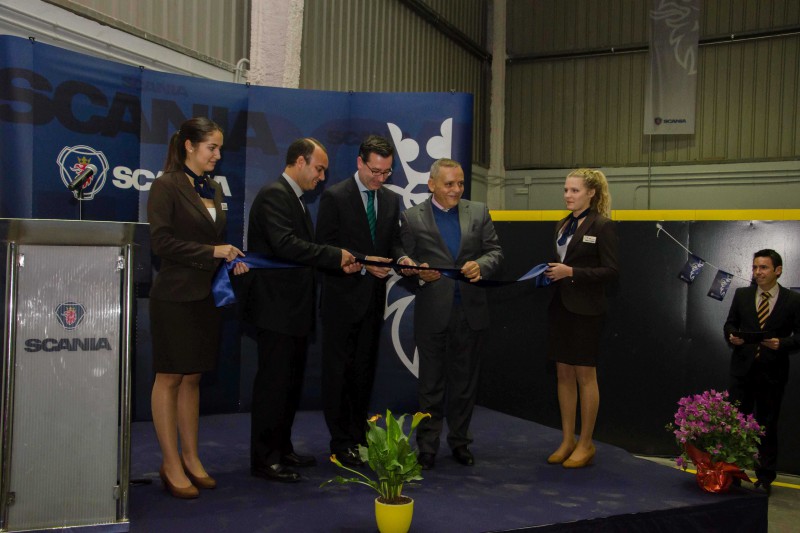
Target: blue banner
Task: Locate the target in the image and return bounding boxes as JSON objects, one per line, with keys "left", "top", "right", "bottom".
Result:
{"left": 0, "top": 35, "right": 474, "bottom": 416}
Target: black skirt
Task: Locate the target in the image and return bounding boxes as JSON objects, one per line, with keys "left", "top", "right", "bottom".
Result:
{"left": 546, "top": 293, "right": 604, "bottom": 367}
{"left": 150, "top": 294, "right": 222, "bottom": 374}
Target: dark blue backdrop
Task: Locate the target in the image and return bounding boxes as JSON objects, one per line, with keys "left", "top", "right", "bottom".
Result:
{"left": 0, "top": 35, "right": 473, "bottom": 419}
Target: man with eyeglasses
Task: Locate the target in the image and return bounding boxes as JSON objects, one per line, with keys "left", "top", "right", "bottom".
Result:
{"left": 316, "top": 135, "right": 412, "bottom": 466}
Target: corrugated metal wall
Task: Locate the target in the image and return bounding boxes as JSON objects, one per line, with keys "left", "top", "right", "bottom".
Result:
{"left": 506, "top": 0, "right": 800, "bottom": 169}
{"left": 300, "top": 0, "right": 490, "bottom": 165}
{"left": 422, "top": 0, "right": 486, "bottom": 45}
{"left": 41, "top": 0, "right": 250, "bottom": 70}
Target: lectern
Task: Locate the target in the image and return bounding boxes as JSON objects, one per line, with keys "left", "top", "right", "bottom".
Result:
{"left": 0, "top": 219, "right": 137, "bottom": 532}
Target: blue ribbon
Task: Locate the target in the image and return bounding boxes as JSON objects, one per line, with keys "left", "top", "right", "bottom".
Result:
{"left": 516, "top": 263, "right": 552, "bottom": 287}
{"left": 212, "top": 253, "right": 300, "bottom": 307}
{"left": 357, "top": 256, "right": 552, "bottom": 287}
{"left": 213, "top": 255, "right": 552, "bottom": 307}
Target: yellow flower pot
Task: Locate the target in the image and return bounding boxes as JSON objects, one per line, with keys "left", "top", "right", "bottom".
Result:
{"left": 375, "top": 496, "right": 414, "bottom": 533}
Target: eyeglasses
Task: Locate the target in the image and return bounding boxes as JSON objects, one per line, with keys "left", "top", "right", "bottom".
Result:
{"left": 367, "top": 166, "right": 392, "bottom": 177}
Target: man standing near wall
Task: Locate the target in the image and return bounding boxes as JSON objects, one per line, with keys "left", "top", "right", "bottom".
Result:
{"left": 724, "top": 249, "right": 800, "bottom": 494}
{"left": 244, "top": 138, "right": 359, "bottom": 482}
{"left": 399, "top": 158, "right": 503, "bottom": 470}
{"left": 316, "top": 135, "right": 411, "bottom": 466}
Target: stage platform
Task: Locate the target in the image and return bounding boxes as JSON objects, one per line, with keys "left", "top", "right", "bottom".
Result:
{"left": 129, "top": 407, "right": 767, "bottom": 532}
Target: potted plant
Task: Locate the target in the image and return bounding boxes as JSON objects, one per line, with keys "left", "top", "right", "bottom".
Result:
{"left": 666, "top": 389, "right": 764, "bottom": 493}
{"left": 322, "top": 410, "right": 430, "bottom": 533}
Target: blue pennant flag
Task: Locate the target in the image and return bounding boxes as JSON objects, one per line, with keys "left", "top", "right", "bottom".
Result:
{"left": 707, "top": 270, "right": 733, "bottom": 301}
{"left": 678, "top": 254, "right": 705, "bottom": 284}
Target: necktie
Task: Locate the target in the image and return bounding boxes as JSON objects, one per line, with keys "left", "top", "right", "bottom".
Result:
{"left": 366, "top": 190, "right": 376, "bottom": 242}
{"left": 757, "top": 291, "right": 771, "bottom": 329}
{"left": 756, "top": 291, "right": 771, "bottom": 358}
{"left": 300, "top": 196, "right": 312, "bottom": 232}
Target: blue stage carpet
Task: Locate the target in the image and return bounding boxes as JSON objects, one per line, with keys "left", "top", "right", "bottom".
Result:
{"left": 129, "top": 407, "right": 767, "bottom": 532}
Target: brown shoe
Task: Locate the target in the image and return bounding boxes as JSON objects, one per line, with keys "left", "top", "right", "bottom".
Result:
{"left": 181, "top": 459, "right": 217, "bottom": 489}
{"left": 562, "top": 443, "right": 596, "bottom": 468}
{"left": 547, "top": 439, "right": 577, "bottom": 465}
{"left": 159, "top": 466, "right": 199, "bottom": 499}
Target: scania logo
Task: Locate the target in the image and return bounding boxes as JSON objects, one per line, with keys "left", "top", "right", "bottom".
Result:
{"left": 54, "top": 301, "right": 86, "bottom": 330}
{"left": 24, "top": 337, "right": 112, "bottom": 353}
{"left": 57, "top": 145, "right": 109, "bottom": 200}
{"left": 383, "top": 118, "right": 454, "bottom": 377}
{"left": 654, "top": 117, "right": 687, "bottom": 125}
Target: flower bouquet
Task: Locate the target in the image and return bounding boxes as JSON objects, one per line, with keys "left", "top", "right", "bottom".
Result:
{"left": 666, "top": 389, "right": 764, "bottom": 493}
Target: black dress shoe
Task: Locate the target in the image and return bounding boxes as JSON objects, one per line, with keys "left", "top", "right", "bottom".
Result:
{"left": 335, "top": 447, "right": 364, "bottom": 467}
{"left": 251, "top": 463, "right": 301, "bottom": 483}
{"left": 452, "top": 446, "right": 475, "bottom": 466}
{"left": 418, "top": 452, "right": 435, "bottom": 470}
{"left": 281, "top": 452, "right": 317, "bottom": 468}
{"left": 754, "top": 480, "right": 772, "bottom": 496}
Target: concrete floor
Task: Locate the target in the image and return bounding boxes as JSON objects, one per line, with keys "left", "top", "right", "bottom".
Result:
{"left": 639, "top": 456, "right": 800, "bottom": 533}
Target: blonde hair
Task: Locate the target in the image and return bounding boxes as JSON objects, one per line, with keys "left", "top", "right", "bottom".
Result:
{"left": 567, "top": 168, "right": 611, "bottom": 217}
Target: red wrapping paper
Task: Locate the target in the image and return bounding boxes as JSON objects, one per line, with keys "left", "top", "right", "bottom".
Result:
{"left": 685, "top": 443, "right": 750, "bottom": 493}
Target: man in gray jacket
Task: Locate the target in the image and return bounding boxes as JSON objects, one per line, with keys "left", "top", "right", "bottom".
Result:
{"left": 399, "top": 158, "right": 503, "bottom": 470}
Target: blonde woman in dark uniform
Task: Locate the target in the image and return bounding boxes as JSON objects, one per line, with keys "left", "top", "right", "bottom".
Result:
{"left": 148, "top": 117, "right": 248, "bottom": 498}
{"left": 544, "top": 168, "right": 618, "bottom": 468}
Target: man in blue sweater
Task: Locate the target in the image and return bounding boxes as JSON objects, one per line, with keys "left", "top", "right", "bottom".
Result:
{"left": 399, "top": 158, "right": 504, "bottom": 470}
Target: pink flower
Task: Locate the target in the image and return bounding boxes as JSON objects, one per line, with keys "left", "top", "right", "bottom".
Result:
{"left": 667, "top": 389, "right": 764, "bottom": 471}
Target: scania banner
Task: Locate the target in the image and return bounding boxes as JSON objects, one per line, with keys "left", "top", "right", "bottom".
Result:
{"left": 0, "top": 35, "right": 473, "bottom": 414}
{"left": 643, "top": 0, "right": 700, "bottom": 135}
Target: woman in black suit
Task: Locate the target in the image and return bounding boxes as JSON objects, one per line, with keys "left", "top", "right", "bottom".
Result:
{"left": 148, "top": 117, "right": 247, "bottom": 498}
{"left": 544, "top": 168, "right": 618, "bottom": 468}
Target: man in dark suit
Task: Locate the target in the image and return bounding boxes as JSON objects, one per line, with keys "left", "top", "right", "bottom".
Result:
{"left": 316, "top": 135, "right": 411, "bottom": 466}
{"left": 399, "top": 158, "right": 503, "bottom": 469}
{"left": 244, "top": 138, "right": 359, "bottom": 482}
{"left": 724, "top": 249, "right": 800, "bottom": 493}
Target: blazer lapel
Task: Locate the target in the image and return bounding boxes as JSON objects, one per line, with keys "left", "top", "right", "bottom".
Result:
{"left": 553, "top": 215, "right": 569, "bottom": 259}
{"left": 563, "top": 210, "right": 598, "bottom": 263}
{"left": 419, "top": 198, "right": 452, "bottom": 260}
{"left": 347, "top": 178, "right": 372, "bottom": 242}
{"left": 374, "top": 186, "right": 389, "bottom": 240}
{"left": 278, "top": 177, "right": 313, "bottom": 237}
{"left": 174, "top": 173, "right": 217, "bottom": 230}
{"left": 764, "top": 286, "right": 787, "bottom": 329}
{"left": 456, "top": 201, "right": 470, "bottom": 260}
{"left": 740, "top": 287, "right": 759, "bottom": 327}
{"left": 301, "top": 197, "right": 313, "bottom": 236}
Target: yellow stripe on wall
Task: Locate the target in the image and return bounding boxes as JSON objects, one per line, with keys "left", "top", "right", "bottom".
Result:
{"left": 490, "top": 210, "right": 800, "bottom": 222}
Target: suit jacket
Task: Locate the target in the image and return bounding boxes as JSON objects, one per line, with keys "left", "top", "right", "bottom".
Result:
{"left": 723, "top": 284, "right": 800, "bottom": 382}
{"left": 316, "top": 177, "right": 406, "bottom": 322}
{"left": 243, "top": 176, "right": 342, "bottom": 336}
{"left": 147, "top": 170, "right": 226, "bottom": 301}
{"left": 399, "top": 198, "right": 503, "bottom": 334}
{"left": 551, "top": 211, "right": 618, "bottom": 316}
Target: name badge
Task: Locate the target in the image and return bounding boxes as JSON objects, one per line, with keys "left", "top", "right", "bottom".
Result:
{"left": 583, "top": 235, "right": 596, "bottom": 244}
{"left": 221, "top": 203, "right": 228, "bottom": 211}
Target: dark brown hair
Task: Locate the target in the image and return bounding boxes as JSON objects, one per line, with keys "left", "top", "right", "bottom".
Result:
{"left": 285, "top": 137, "right": 326, "bottom": 167}
{"left": 163, "top": 117, "right": 223, "bottom": 173}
